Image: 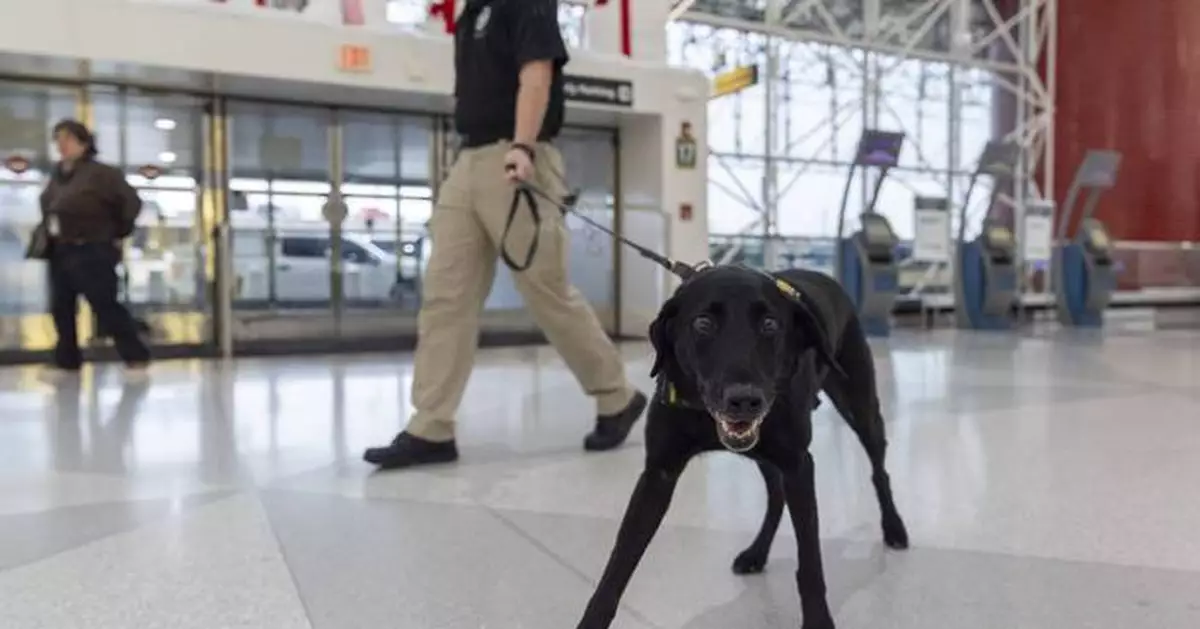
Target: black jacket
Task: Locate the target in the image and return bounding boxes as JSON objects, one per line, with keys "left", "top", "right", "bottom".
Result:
{"left": 40, "top": 159, "right": 142, "bottom": 243}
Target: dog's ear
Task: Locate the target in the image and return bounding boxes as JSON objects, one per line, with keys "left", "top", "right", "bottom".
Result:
{"left": 648, "top": 297, "right": 679, "bottom": 379}
{"left": 790, "top": 296, "right": 847, "bottom": 379}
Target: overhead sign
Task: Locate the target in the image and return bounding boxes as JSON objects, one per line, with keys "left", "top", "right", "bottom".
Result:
{"left": 563, "top": 75, "right": 633, "bottom": 107}
{"left": 912, "top": 196, "right": 951, "bottom": 263}
{"left": 711, "top": 65, "right": 759, "bottom": 99}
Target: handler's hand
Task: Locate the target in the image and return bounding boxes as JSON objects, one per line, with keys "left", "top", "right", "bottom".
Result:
{"left": 504, "top": 148, "right": 534, "bottom": 183}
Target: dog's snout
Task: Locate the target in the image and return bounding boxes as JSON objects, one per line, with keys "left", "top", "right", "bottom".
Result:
{"left": 722, "top": 384, "right": 766, "bottom": 417}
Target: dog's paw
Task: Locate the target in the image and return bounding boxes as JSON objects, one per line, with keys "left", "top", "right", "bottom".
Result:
{"left": 731, "top": 549, "right": 768, "bottom": 575}
{"left": 882, "top": 515, "right": 909, "bottom": 550}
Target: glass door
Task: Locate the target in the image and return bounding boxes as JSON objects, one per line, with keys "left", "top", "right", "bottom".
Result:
{"left": 226, "top": 101, "right": 336, "bottom": 346}
{"left": 339, "top": 111, "right": 434, "bottom": 319}
{"left": 91, "top": 87, "right": 215, "bottom": 356}
{"left": 223, "top": 101, "right": 436, "bottom": 350}
{"left": 0, "top": 81, "right": 80, "bottom": 363}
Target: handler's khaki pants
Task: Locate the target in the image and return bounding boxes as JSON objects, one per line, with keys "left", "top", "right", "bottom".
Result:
{"left": 406, "top": 142, "right": 635, "bottom": 442}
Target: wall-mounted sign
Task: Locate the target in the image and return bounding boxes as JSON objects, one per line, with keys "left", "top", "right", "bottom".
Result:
{"left": 338, "top": 44, "right": 372, "bottom": 73}
{"left": 679, "top": 203, "right": 694, "bottom": 222}
{"left": 3, "top": 154, "right": 30, "bottom": 175}
{"left": 563, "top": 75, "right": 633, "bottom": 107}
{"left": 675, "top": 122, "right": 698, "bottom": 169}
{"left": 711, "top": 65, "right": 759, "bottom": 99}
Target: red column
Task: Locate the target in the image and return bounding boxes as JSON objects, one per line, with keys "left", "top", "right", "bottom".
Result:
{"left": 1054, "top": 0, "right": 1200, "bottom": 242}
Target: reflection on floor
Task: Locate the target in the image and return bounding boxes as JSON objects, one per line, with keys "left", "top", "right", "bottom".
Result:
{"left": 2, "top": 329, "right": 1200, "bottom": 628}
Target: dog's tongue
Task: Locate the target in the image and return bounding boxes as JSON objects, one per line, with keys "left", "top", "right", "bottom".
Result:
{"left": 720, "top": 419, "right": 754, "bottom": 436}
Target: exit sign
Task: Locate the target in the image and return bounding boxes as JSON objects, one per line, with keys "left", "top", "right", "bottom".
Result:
{"left": 338, "top": 44, "right": 372, "bottom": 73}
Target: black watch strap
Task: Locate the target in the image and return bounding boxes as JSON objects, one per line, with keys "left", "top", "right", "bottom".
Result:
{"left": 510, "top": 142, "right": 537, "bottom": 161}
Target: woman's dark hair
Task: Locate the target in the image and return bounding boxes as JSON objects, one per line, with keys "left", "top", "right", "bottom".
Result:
{"left": 52, "top": 118, "right": 99, "bottom": 159}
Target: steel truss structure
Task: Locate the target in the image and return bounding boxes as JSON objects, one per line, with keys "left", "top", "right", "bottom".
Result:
{"left": 671, "top": 0, "right": 1055, "bottom": 266}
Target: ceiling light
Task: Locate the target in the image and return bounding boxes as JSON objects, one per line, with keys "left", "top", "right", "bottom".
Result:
{"left": 158, "top": 151, "right": 177, "bottom": 164}
{"left": 154, "top": 118, "right": 177, "bottom": 131}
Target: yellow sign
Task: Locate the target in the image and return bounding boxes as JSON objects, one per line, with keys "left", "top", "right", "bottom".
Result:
{"left": 338, "top": 44, "right": 372, "bottom": 74}
{"left": 711, "top": 65, "right": 759, "bottom": 99}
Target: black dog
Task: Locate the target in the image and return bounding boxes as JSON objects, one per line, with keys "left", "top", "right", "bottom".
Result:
{"left": 577, "top": 265, "right": 909, "bottom": 629}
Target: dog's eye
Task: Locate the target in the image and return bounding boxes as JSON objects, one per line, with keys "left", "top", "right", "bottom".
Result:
{"left": 692, "top": 315, "right": 716, "bottom": 335}
{"left": 760, "top": 317, "right": 780, "bottom": 335}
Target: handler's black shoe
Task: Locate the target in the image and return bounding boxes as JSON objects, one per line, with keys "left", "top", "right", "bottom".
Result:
{"left": 363, "top": 432, "right": 458, "bottom": 470}
{"left": 584, "top": 391, "right": 648, "bottom": 452}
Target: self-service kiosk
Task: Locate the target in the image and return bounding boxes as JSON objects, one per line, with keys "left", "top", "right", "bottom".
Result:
{"left": 953, "top": 141, "right": 1021, "bottom": 330}
{"left": 835, "top": 130, "right": 905, "bottom": 337}
{"left": 1053, "top": 150, "right": 1121, "bottom": 327}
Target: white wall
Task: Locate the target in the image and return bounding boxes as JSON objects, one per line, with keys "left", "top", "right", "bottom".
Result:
{"left": 0, "top": 0, "right": 708, "bottom": 336}
{"left": 585, "top": 0, "right": 669, "bottom": 62}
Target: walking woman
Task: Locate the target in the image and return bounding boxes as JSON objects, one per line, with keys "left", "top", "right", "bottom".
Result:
{"left": 39, "top": 119, "right": 150, "bottom": 379}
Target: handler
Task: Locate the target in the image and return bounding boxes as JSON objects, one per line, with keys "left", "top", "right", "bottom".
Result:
{"left": 364, "top": 0, "right": 646, "bottom": 469}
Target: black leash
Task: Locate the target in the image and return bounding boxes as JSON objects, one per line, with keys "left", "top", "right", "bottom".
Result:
{"left": 505, "top": 170, "right": 845, "bottom": 377}
{"left": 501, "top": 165, "right": 700, "bottom": 280}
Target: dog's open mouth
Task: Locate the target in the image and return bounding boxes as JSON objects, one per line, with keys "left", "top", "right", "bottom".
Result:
{"left": 713, "top": 414, "right": 763, "bottom": 453}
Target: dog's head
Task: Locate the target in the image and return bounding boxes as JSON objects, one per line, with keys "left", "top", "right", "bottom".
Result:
{"left": 649, "top": 266, "right": 838, "bottom": 453}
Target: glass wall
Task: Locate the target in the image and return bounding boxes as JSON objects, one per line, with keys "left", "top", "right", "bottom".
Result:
{"left": 668, "top": 22, "right": 998, "bottom": 244}
{"left": 0, "top": 82, "right": 78, "bottom": 356}
{"left": 0, "top": 78, "right": 623, "bottom": 362}
{"left": 224, "top": 102, "right": 438, "bottom": 344}
{"left": 0, "top": 82, "right": 214, "bottom": 358}
{"left": 92, "top": 88, "right": 209, "bottom": 315}
{"left": 222, "top": 100, "right": 620, "bottom": 346}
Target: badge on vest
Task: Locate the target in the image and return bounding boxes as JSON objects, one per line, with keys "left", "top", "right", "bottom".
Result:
{"left": 474, "top": 6, "right": 491, "bottom": 38}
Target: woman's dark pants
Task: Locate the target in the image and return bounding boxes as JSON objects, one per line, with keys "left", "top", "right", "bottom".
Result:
{"left": 49, "top": 242, "right": 151, "bottom": 370}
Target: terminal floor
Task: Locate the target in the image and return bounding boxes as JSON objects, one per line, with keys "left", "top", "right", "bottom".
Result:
{"left": 1, "top": 329, "right": 1199, "bottom": 628}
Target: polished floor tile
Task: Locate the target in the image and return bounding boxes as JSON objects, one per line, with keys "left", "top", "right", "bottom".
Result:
{"left": 1, "top": 328, "right": 1199, "bottom": 628}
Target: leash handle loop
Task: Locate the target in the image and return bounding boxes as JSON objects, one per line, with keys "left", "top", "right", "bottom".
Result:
{"left": 500, "top": 164, "right": 697, "bottom": 281}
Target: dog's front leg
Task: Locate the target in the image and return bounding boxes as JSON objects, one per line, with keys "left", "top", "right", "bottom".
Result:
{"left": 784, "top": 452, "right": 835, "bottom": 629}
{"left": 577, "top": 466, "right": 683, "bottom": 629}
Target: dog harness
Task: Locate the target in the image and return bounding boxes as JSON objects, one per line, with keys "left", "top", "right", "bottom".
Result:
{"left": 657, "top": 378, "right": 696, "bottom": 409}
